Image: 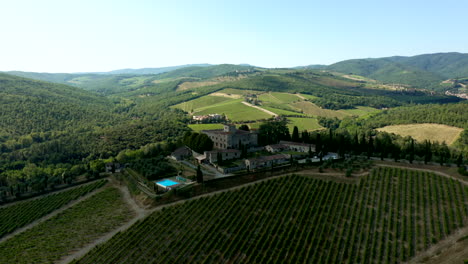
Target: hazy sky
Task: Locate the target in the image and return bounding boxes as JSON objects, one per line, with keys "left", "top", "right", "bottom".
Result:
{"left": 2, "top": 0, "right": 467, "bottom": 72}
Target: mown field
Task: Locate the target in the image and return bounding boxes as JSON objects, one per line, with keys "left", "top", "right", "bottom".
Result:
{"left": 188, "top": 123, "right": 224, "bottom": 132}
{"left": 0, "top": 187, "right": 133, "bottom": 264}
{"left": 0, "top": 180, "right": 106, "bottom": 238}
{"left": 287, "top": 117, "right": 323, "bottom": 132}
{"left": 74, "top": 168, "right": 468, "bottom": 264}
{"left": 377, "top": 123, "right": 464, "bottom": 145}
{"left": 174, "top": 89, "right": 379, "bottom": 125}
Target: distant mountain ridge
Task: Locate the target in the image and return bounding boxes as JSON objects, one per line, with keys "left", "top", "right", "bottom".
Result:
{"left": 101, "top": 64, "right": 212, "bottom": 75}
{"left": 326, "top": 52, "right": 468, "bottom": 89}
{"left": 4, "top": 52, "right": 468, "bottom": 92}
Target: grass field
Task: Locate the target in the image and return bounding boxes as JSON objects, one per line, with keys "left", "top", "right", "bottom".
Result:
{"left": 262, "top": 106, "right": 305, "bottom": 116}
{"left": 172, "top": 95, "right": 233, "bottom": 112}
{"left": 0, "top": 187, "right": 134, "bottom": 264}
{"left": 287, "top": 117, "right": 323, "bottom": 132}
{"left": 188, "top": 123, "right": 224, "bottom": 132}
{"left": 292, "top": 101, "right": 349, "bottom": 119}
{"left": 297, "top": 93, "right": 319, "bottom": 100}
{"left": 195, "top": 100, "right": 272, "bottom": 122}
{"left": 377, "top": 123, "right": 464, "bottom": 145}
{"left": 218, "top": 88, "right": 263, "bottom": 95}
{"left": 74, "top": 168, "right": 468, "bottom": 264}
{"left": 258, "top": 92, "right": 301, "bottom": 104}
{"left": 338, "top": 106, "right": 380, "bottom": 117}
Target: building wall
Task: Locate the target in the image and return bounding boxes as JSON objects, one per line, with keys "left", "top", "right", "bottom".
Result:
{"left": 205, "top": 150, "right": 241, "bottom": 163}
{"left": 203, "top": 125, "right": 258, "bottom": 150}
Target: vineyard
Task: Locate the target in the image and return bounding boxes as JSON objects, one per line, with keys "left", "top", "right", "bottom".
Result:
{"left": 0, "top": 186, "right": 134, "bottom": 264}
{"left": 0, "top": 180, "right": 106, "bottom": 238}
{"left": 74, "top": 168, "right": 468, "bottom": 263}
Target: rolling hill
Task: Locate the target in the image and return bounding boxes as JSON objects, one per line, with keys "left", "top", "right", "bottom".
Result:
{"left": 327, "top": 52, "right": 468, "bottom": 90}
{"left": 387, "top": 52, "right": 468, "bottom": 79}
{"left": 5, "top": 64, "right": 259, "bottom": 95}
{"left": 103, "top": 64, "right": 211, "bottom": 75}
{"left": 0, "top": 73, "right": 114, "bottom": 136}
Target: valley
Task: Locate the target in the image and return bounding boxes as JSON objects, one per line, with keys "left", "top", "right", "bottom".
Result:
{"left": 0, "top": 52, "right": 467, "bottom": 264}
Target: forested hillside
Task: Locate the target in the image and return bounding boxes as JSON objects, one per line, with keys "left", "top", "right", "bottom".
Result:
{"left": 388, "top": 52, "right": 468, "bottom": 79}
{"left": 0, "top": 73, "right": 114, "bottom": 136}
{"left": 327, "top": 52, "right": 468, "bottom": 90}
{"left": 6, "top": 64, "right": 258, "bottom": 96}
{"left": 0, "top": 73, "right": 189, "bottom": 201}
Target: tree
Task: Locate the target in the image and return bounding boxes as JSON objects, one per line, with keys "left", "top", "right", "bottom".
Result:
{"left": 196, "top": 165, "right": 203, "bottom": 184}
{"left": 424, "top": 140, "right": 432, "bottom": 164}
{"left": 301, "top": 130, "right": 310, "bottom": 143}
{"left": 456, "top": 153, "right": 463, "bottom": 167}
{"left": 408, "top": 138, "right": 415, "bottom": 164}
{"left": 258, "top": 119, "right": 290, "bottom": 145}
{"left": 392, "top": 145, "right": 400, "bottom": 162}
{"left": 367, "top": 134, "right": 374, "bottom": 160}
{"left": 238, "top": 124, "right": 250, "bottom": 131}
{"left": 292, "top": 126, "right": 300, "bottom": 142}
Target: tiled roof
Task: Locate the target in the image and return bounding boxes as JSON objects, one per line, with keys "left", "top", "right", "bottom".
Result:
{"left": 206, "top": 149, "right": 241, "bottom": 154}
{"left": 172, "top": 146, "right": 191, "bottom": 155}
{"left": 279, "top": 141, "right": 314, "bottom": 147}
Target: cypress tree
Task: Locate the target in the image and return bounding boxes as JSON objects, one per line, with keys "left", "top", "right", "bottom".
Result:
{"left": 292, "top": 126, "right": 300, "bottom": 142}
{"left": 409, "top": 138, "right": 415, "bottom": 164}
{"left": 196, "top": 165, "right": 203, "bottom": 184}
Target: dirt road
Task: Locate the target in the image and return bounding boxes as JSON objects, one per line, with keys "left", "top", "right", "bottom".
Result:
{"left": 241, "top": 101, "right": 278, "bottom": 117}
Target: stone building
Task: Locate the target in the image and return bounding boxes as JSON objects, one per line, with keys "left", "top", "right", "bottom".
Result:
{"left": 201, "top": 124, "right": 258, "bottom": 149}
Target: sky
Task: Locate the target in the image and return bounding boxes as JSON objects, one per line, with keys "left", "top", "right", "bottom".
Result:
{"left": 1, "top": 0, "right": 468, "bottom": 73}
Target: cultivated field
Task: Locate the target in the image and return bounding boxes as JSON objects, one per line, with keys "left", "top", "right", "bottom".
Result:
{"left": 0, "top": 187, "right": 134, "bottom": 264}
{"left": 292, "top": 101, "right": 349, "bottom": 118}
{"left": 172, "top": 95, "right": 232, "bottom": 113}
{"left": 74, "top": 168, "right": 468, "bottom": 263}
{"left": 258, "top": 92, "right": 302, "bottom": 104}
{"left": 338, "top": 106, "right": 380, "bottom": 117}
{"left": 174, "top": 89, "right": 379, "bottom": 123}
{"left": 0, "top": 180, "right": 106, "bottom": 238}
{"left": 377, "top": 123, "right": 464, "bottom": 145}
{"left": 288, "top": 117, "right": 323, "bottom": 131}
{"left": 194, "top": 100, "right": 272, "bottom": 122}
{"left": 188, "top": 123, "right": 224, "bottom": 132}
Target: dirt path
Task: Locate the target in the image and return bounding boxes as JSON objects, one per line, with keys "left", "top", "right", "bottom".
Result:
{"left": 59, "top": 173, "right": 297, "bottom": 263}
{"left": 0, "top": 183, "right": 108, "bottom": 244}
{"left": 60, "top": 164, "right": 466, "bottom": 263}
{"left": 295, "top": 93, "right": 307, "bottom": 100}
{"left": 241, "top": 101, "right": 278, "bottom": 117}
{"left": 58, "top": 178, "right": 149, "bottom": 263}
{"left": 408, "top": 226, "right": 468, "bottom": 264}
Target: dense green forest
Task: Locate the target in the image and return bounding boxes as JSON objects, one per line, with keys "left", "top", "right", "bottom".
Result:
{"left": 0, "top": 73, "right": 189, "bottom": 202}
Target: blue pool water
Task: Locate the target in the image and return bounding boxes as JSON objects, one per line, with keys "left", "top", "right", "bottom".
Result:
{"left": 157, "top": 179, "right": 179, "bottom": 187}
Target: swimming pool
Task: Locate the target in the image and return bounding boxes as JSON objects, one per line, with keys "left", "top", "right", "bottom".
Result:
{"left": 157, "top": 179, "right": 179, "bottom": 187}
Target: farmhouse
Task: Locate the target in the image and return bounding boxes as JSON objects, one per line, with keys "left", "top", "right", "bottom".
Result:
{"left": 204, "top": 149, "right": 241, "bottom": 164}
{"left": 201, "top": 124, "right": 258, "bottom": 149}
{"left": 245, "top": 154, "right": 290, "bottom": 170}
{"left": 192, "top": 113, "right": 224, "bottom": 123}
